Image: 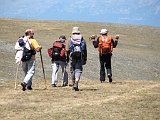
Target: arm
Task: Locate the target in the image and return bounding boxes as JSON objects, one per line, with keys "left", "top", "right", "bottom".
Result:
{"left": 112, "top": 34, "right": 119, "bottom": 48}
{"left": 112, "top": 39, "right": 118, "bottom": 48}
{"left": 31, "top": 39, "right": 42, "bottom": 52}
{"left": 92, "top": 37, "right": 100, "bottom": 48}
{"left": 83, "top": 39, "right": 87, "bottom": 61}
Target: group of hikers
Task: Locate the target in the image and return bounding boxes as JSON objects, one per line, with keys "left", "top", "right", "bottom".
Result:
{"left": 15, "top": 27, "right": 119, "bottom": 91}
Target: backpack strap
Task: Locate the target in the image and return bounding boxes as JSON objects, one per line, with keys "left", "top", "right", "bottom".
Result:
{"left": 26, "top": 39, "right": 33, "bottom": 50}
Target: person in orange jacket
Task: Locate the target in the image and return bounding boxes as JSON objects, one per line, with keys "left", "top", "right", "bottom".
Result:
{"left": 91, "top": 29, "right": 119, "bottom": 83}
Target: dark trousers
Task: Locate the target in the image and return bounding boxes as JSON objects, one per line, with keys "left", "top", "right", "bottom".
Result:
{"left": 99, "top": 54, "right": 112, "bottom": 81}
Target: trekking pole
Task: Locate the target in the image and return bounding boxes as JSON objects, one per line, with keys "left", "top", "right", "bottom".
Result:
{"left": 66, "top": 63, "right": 71, "bottom": 86}
{"left": 40, "top": 50, "right": 47, "bottom": 89}
{"left": 66, "top": 52, "right": 72, "bottom": 86}
{"left": 14, "top": 64, "right": 19, "bottom": 90}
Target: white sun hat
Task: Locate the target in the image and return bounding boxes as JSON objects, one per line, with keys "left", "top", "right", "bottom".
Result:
{"left": 72, "top": 27, "right": 80, "bottom": 34}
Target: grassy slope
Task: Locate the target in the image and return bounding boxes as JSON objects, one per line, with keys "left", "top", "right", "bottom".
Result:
{"left": 0, "top": 18, "right": 160, "bottom": 80}
{"left": 0, "top": 18, "right": 160, "bottom": 120}
{"left": 0, "top": 80, "right": 160, "bottom": 120}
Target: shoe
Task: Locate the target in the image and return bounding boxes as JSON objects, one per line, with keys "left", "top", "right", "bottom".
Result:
{"left": 108, "top": 75, "right": 112, "bottom": 83}
{"left": 52, "top": 84, "right": 57, "bottom": 87}
{"left": 21, "top": 82, "right": 26, "bottom": 91}
{"left": 100, "top": 80, "right": 105, "bottom": 83}
{"left": 27, "top": 86, "right": 32, "bottom": 90}
{"left": 62, "top": 84, "right": 68, "bottom": 87}
{"left": 72, "top": 83, "right": 79, "bottom": 91}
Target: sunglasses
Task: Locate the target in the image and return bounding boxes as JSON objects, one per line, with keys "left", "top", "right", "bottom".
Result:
{"left": 30, "top": 32, "right": 34, "bottom": 35}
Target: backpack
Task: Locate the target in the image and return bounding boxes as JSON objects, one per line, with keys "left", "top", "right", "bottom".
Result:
{"left": 17, "top": 37, "right": 36, "bottom": 62}
{"left": 69, "top": 35, "right": 86, "bottom": 60}
{"left": 48, "top": 41, "right": 66, "bottom": 61}
{"left": 98, "top": 35, "right": 113, "bottom": 54}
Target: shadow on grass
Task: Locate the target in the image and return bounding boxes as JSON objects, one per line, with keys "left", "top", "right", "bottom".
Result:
{"left": 106, "top": 81, "right": 124, "bottom": 85}
{"left": 79, "top": 88, "right": 99, "bottom": 91}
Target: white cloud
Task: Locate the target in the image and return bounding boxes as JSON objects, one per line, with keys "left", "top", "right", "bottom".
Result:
{"left": 120, "top": 17, "right": 144, "bottom": 21}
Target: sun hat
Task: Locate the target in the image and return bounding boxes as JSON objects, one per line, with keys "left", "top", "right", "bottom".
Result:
{"left": 100, "top": 29, "right": 108, "bottom": 34}
{"left": 72, "top": 27, "right": 80, "bottom": 34}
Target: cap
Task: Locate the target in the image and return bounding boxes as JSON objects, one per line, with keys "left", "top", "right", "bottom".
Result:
{"left": 100, "top": 29, "right": 108, "bottom": 34}
{"left": 25, "top": 29, "right": 34, "bottom": 35}
{"left": 59, "top": 35, "right": 66, "bottom": 42}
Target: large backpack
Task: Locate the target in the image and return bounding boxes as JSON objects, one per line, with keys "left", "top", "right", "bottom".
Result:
{"left": 98, "top": 35, "right": 113, "bottom": 55}
{"left": 48, "top": 41, "right": 66, "bottom": 61}
{"left": 17, "top": 36, "right": 36, "bottom": 62}
{"left": 69, "top": 35, "right": 86, "bottom": 60}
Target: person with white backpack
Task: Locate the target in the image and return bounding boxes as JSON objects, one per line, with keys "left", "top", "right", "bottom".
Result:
{"left": 66, "top": 27, "right": 87, "bottom": 91}
{"left": 15, "top": 29, "right": 42, "bottom": 91}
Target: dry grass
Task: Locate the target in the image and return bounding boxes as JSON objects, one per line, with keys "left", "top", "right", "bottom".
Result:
{"left": 0, "top": 18, "right": 160, "bottom": 120}
{"left": 0, "top": 79, "right": 160, "bottom": 120}
{"left": 0, "top": 18, "right": 160, "bottom": 80}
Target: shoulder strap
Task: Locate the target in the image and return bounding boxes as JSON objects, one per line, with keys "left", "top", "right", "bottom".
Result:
{"left": 26, "top": 39, "right": 32, "bottom": 50}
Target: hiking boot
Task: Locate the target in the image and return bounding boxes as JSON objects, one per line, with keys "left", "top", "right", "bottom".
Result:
{"left": 21, "top": 82, "right": 26, "bottom": 91}
{"left": 72, "top": 83, "right": 79, "bottom": 91}
{"left": 52, "top": 84, "right": 57, "bottom": 87}
{"left": 27, "top": 86, "right": 32, "bottom": 90}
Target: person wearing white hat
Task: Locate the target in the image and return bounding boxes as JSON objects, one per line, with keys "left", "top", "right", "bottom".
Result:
{"left": 90, "top": 28, "right": 119, "bottom": 83}
{"left": 66, "top": 27, "right": 87, "bottom": 91}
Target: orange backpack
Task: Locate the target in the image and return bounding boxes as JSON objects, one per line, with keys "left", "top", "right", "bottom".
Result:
{"left": 98, "top": 35, "right": 113, "bottom": 54}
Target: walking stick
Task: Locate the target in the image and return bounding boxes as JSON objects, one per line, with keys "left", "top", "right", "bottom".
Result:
{"left": 40, "top": 50, "right": 47, "bottom": 89}
{"left": 15, "top": 64, "right": 19, "bottom": 90}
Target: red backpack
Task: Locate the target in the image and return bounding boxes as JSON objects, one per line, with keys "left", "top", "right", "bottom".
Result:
{"left": 48, "top": 41, "right": 66, "bottom": 60}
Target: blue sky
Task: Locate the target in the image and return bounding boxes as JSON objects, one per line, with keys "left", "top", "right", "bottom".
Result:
{"left": 0, "top": 0, "right": 160, "bottom": 27}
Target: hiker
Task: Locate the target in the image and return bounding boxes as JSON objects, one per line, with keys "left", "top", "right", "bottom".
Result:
{"left": 66, "top": 27, "right": 87, "bottom": 91}
{"left": 90, "top": 29, "right": 119, "bottom": 83}
{"left": 48, "top": 35, "right": 68, "bottom": 87}
{"left": 15, "top": 29, "right": 42, "bottom": 91}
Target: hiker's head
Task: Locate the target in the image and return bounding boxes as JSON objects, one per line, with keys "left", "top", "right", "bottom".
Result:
{"left": 59, "top": 35, "right": 66, "bottom": 42}
{"left": 72, "top": 27, "right": 80, "bottom": 35}
{"left": 25, "top": 29, "right": 34, "bottom": 38}
{"left": 100, "top": 29, "right": 108, "bottom": 35}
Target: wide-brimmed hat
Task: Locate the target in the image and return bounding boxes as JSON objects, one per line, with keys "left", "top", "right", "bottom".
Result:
{"left": 100, "top": 29, "right": 108, "bottom": 34}
{"left": 72, "top": 27, "right": 80, "bottom": 34}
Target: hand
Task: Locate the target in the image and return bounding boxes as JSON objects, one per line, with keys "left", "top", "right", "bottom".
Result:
{"left": 16, "top": 59, "right": 21, "bottom": 65}
{"left": 36, "top": 46, "right": 42, "bottom": 52}
{"left": 115, "top": 35, "right": 119, "bottom": 40}
{"left": 89, "top": 35, "right": 97, "bottom": 41}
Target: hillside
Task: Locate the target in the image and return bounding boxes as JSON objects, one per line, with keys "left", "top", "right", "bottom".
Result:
{"left": 0, "top": 18, "right": 160, "bottom": 120}
{"left": 0, "top": 18, "right": 160, "bottom": 81}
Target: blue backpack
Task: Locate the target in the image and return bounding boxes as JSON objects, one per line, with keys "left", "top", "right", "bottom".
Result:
{"left": 69, "top": 35, "right": 86, "bottom": 60}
